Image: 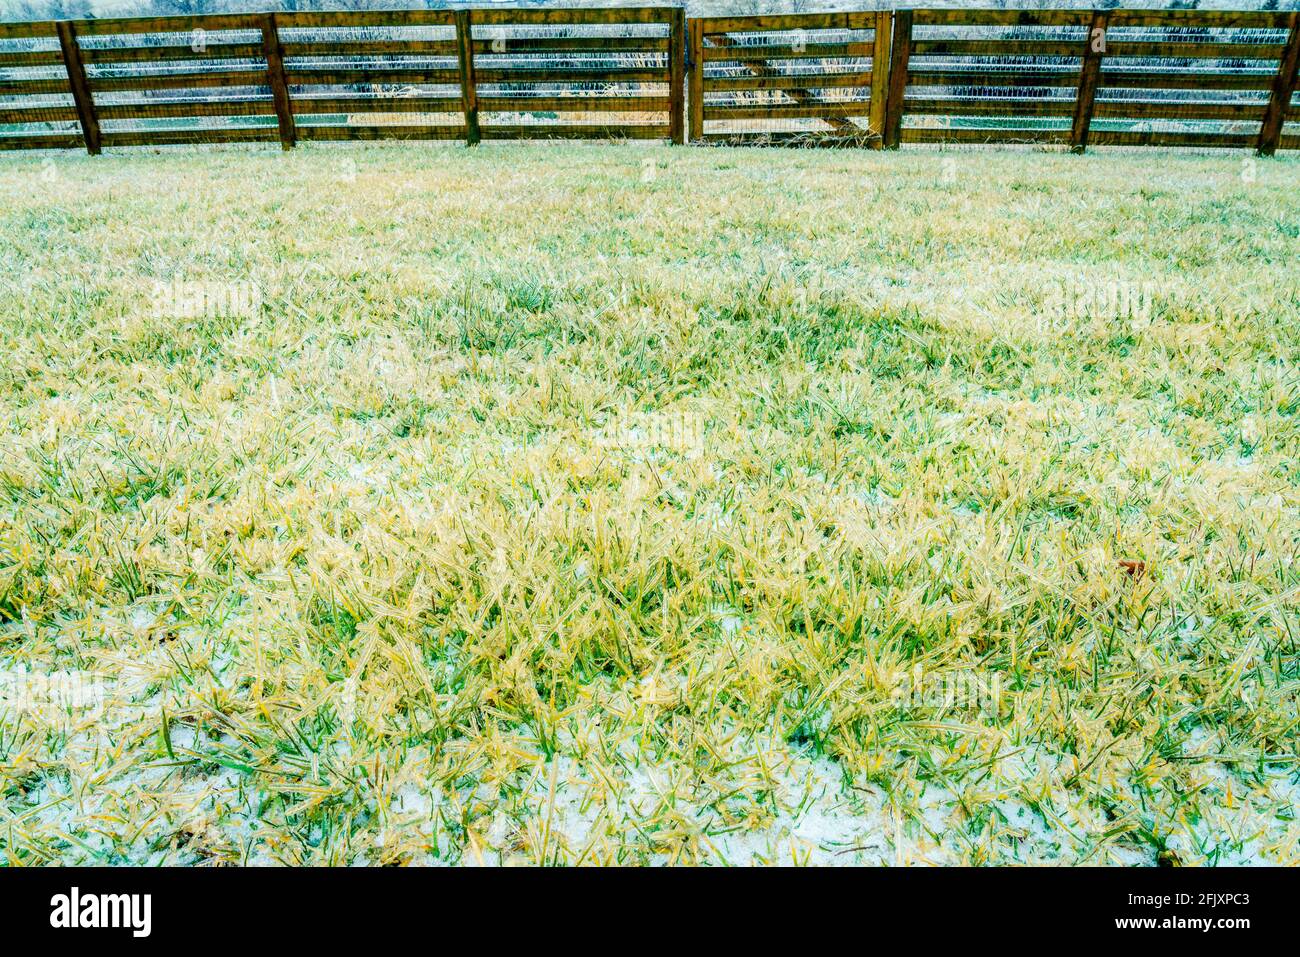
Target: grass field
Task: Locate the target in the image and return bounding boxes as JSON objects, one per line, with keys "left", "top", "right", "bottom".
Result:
{"left": 0, "top": 142, "right": 1298, "bottom": 866}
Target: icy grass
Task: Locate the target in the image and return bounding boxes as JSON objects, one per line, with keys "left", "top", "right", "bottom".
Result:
{"left": 0, "top": 142, "right": 1298, "bottom": 865}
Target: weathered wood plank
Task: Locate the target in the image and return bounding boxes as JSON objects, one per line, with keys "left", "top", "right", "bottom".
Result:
{"left": 0, "top": 47, "right": 65, "bottom": 67}
{"left": 912, "top": 9, "right": 1100, "bottom": 27}
{"left": 0, "top": 132, "right": 83, "bottom": 150}
{"left": 81, "top": 43, "right": 263, "bottom": 64}
{"left": 703, "top": 42, "right": 875, "bottom": 63}
{"left": 97, "top": 98, "right": 277, "bottom": 119}
{"left": 1104, "top": 41, "right": 1285, "bottom": 60}
{"left": 870, "top": 9, "right": 891, "bottom": 143}
{"left": 697, "top": 12, "right": 878, "bottom": 34}
{"left": 0, "top": 19, "right": 59, "bottom": 40}
{"left": 275, "top": 10, "right": 454, "bottom": 29}
{"left": 706, "top": 70, "right": 873, "bottom": 93}
{"left": 1257, "top": 13, "right": 1300, "bottom": 156}
{"left": 479, "top": 95, "right": 669, "bottom": 112}
{"left": 474, "top": 36, "right": 669, "bottom": 54}
{"left": 297, "top": 123, "right": 465, "bottom": 141}
{"left": 99, "top": 126, "right": 279, "bottom": 147}
{"left": 292, "top": 96, "right": 462, "bottom": 114}
{"left": 901, "top": 126, "right": 1069, "bottom": 144}
{"left": 909, "top": 69, "right": 1094, "bottom": 89}
{"left": 0, "top": 105, "right": 80, "bottom": 123}
{"left": 1098, "top": 70, "right": 1274, "bottom": 91}
{"left": 473, "top": 8, "right": 676, "bottom": 26}
{"left": 0, "top": 76, "right": 69, "bottom": 94}
{"left": 688, "top": 17, "right": 704, "bottom": 141}
{"left": 260, "top": 13, "right": 295, "bottom": 149}
{"left": 702, "top": 128, "right": 879, "bottom": 145}
{"left": 1070, "top": 10, "right": 1109, "bottom": 153}
{"left": 282, "top": 37, "right": 668, "bottom": 57}
{"left": 454, "top": 9, "right": 479, "bottom": 145}
{"left": 1106, "top": 9, "right": 1292, "bottom": 29}
{"left": 1089, "top": 128, "right": 1258, "bottom": 148}
{"left": 704, "top": 101, "right": 870, "bottom": 120}
{"left": 669, "top": 6, "right": 685, "bottom": 143}
{"left": 286, "top": 68, "right": 460, "bottom": 85}
{"left": 70, "top": 14, "right": 262, "bottom": 36}
{"left": 282, "top": 40, "right": 456, "bottom": 58}
{"left": 56, "top": 20, "right": 100, "bottom": 155}
{"left": 911, "top": 39, "right": 1082, "bottom": 58}
{"left": 905, "top": 96, "right": 1074, "bottom": 117}
{"left": 1093, "top": 100, "right": 1266, "bottom": 122}
{"left": 883, "top": 8, "right": 912, "bottom": 148}
{"left": 474, "top": 67, "right": 665, "bottom": 83}
{"left": 91, "top": 70, "right": 269, "bottom": 92}
{"left": 479, "top": 123, "right": 671, "bottom": 139}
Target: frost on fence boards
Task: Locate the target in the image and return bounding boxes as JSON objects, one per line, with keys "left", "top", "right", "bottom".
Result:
{"left": 690, "top": 11, "right": 891, "bottom": 147}
{"left": 884, "top": 7, "right": 1300, "bottom": 152}
{"left": 0, "top": 18, "right": 80, "bottom": 152}
{"left": 0, "top": 6, "right": 682, "bottom": 151}
{"left": 0, "top": 6, "right": 1297, "bottom": 155}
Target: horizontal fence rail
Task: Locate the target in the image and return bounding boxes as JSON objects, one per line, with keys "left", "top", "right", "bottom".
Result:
{"left": 0, "top": 6, "right": 1297, "bottom": 155}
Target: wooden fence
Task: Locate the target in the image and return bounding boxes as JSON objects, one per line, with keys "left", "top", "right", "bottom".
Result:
{"left": 1, "top": 6, "right": 1298, "bottom": 155}
{"left": 888, "top": 7, "right": 1299, "bottom": 152}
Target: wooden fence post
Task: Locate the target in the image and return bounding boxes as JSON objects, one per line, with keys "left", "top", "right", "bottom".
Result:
{"left": 455, "top": 9, "right": 480, "bottom": 146}
{"left": 1070, "top": 10, "right": 1109, "bottom": 154}
{"left": 687, "top": 18, "right": 703, "bottom": 143}
{"left": 668, "top": 7, "right": 685, "bottom": 144}
{"left": 870, "top": 10, "right": 892, "bottom": 148}
{"left": 56, "top": 20, "right": 100, "bottom": 155}
{"left": 1257, "top": 12, "right": 1300, "bottom": 156}
{"left": 260, "top": 13, "right": 295, "bottom": 150}
{"left": 883, "top": 9, "right": 912, "bottom": 150}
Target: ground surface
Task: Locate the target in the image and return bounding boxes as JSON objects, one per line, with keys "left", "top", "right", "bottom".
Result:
{"left": 0, "top": 142, "right": 1298, "bottom": 865}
